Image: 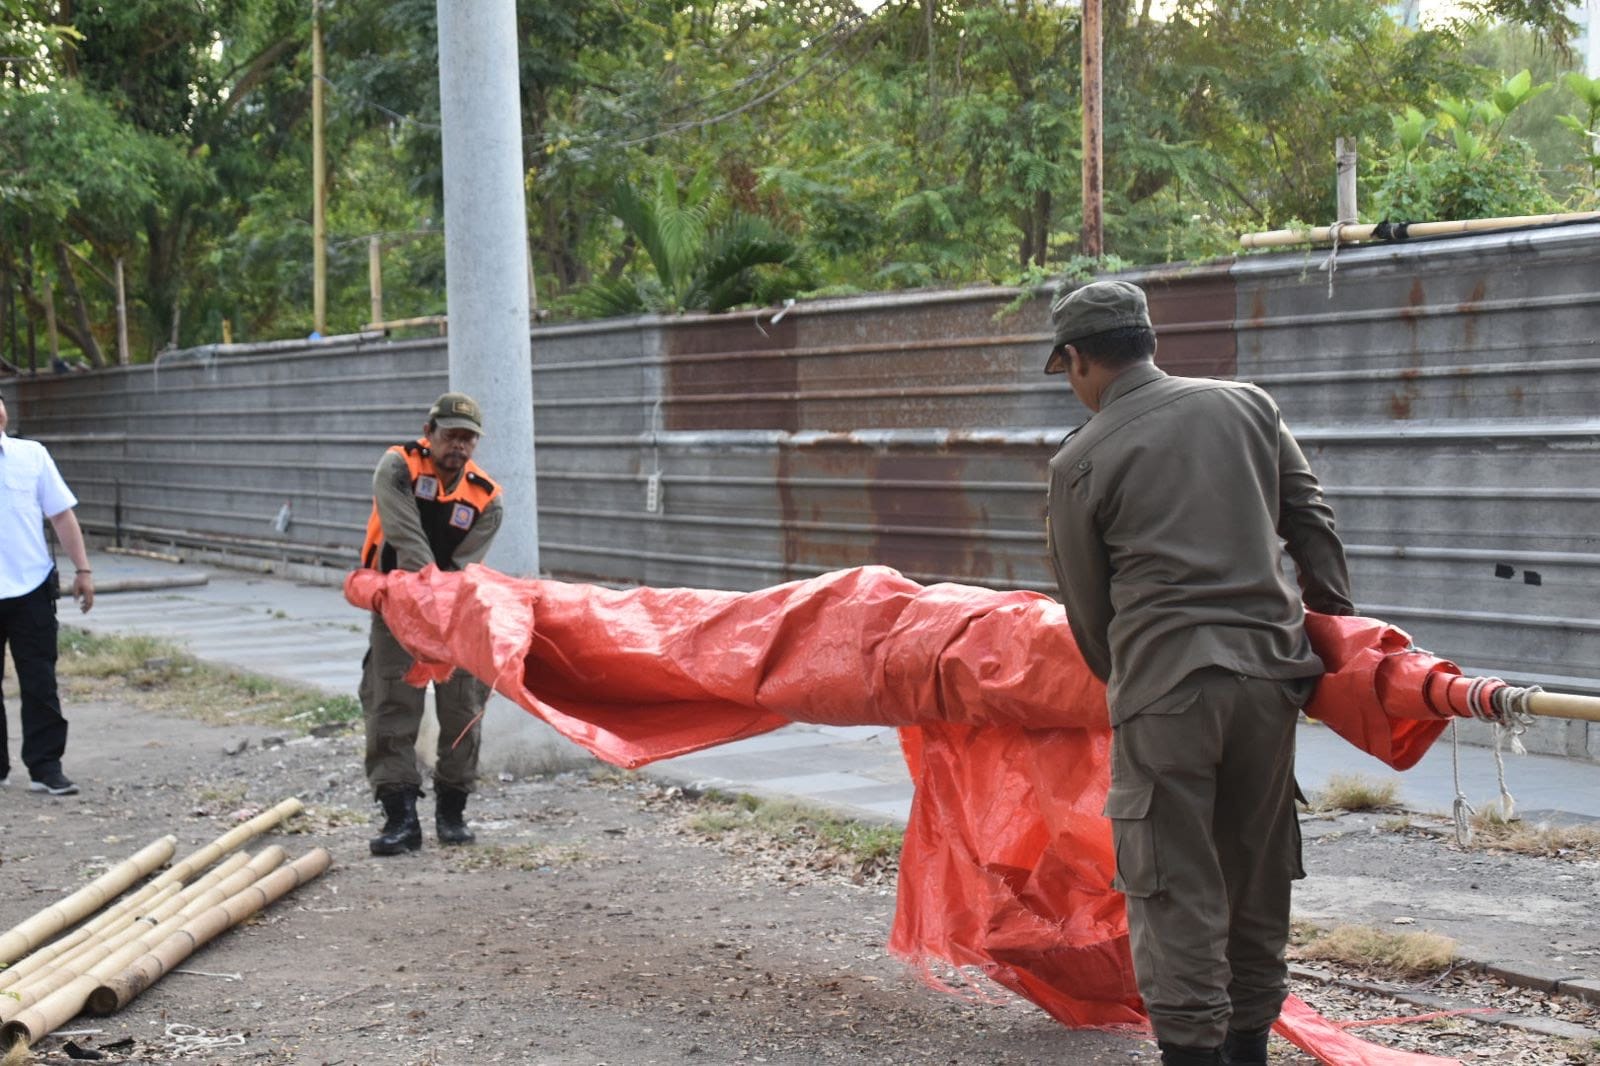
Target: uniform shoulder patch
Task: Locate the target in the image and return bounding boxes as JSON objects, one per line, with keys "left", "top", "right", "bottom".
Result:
{"left": 467, "top": 471, "right": 498, "bottom": 494}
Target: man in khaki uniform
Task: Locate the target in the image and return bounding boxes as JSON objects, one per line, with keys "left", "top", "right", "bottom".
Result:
{"left": 1043, "top": 281, "right": 1353, "bottom": 1066}
{"left": 358, "top": 392, "right": 504, "bottom": 856}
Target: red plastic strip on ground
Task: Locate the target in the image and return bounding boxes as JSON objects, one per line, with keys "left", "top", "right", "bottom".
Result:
{"left": 1338, "top": 1009, "right": 1496, "bottom": 1029}
{"left": 1277, "top": 997, "right": 1463, "bottom": 1065}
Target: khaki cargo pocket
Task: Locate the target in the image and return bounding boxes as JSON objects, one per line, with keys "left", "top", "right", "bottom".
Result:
{"left": 1103, "top": 781, "right": 1161, "bottom": 898}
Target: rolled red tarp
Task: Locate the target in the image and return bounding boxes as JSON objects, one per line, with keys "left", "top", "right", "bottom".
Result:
{"left": 345, "top": 563, "right": 1467, "bottom": 1066}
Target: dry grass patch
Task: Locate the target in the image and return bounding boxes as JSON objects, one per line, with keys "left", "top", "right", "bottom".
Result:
{"left": 675, "top": 790, "right": 903, "bottom": 885}
{"left": 1468, "top": 809, "right": 1600, "bottom": 859}
{"left": 1311, "top": 773, "right": 1400, "bottom": 813}
{"left": 57, "top": 627, "right": 360, "bottom": 732}
{"left": 1294, "top": 923, "right": 1457, "bottom": 978}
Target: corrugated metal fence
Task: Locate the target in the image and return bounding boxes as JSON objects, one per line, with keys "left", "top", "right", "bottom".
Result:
{"left": 5, "top": 223, "right": 1597, "bottom": 755}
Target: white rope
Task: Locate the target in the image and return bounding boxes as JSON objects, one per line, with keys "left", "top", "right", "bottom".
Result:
{"left": 164, "top": 1023, "right": 245, "bottom": 1048}
{"left": 1446, "top": 678, "right": 1540, "bottom": 832}
{"left": 1449, "top": 720, "right": 1475, "bottom": 846}
{"left": 1320, "top": 221, "right": 1350, "bottom": 299}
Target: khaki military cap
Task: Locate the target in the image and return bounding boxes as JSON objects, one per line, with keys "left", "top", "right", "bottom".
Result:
{"left": 428, "top": 391, "right": 484, "bottom": 434}
{"left": 1044, "top": 280, "right": 1152, "bottom": 374}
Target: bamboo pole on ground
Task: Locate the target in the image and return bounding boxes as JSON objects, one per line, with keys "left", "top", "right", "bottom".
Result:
{"left": 90, "top": 848, "right": 333, "bottom": 1014}
{"left": 0, "top": 847, "right": 296, "bottom": 1046}
{"left": 0, "top": 836, "right": 176, "bottom": 966}
{"left": 0, "top": 850, "right": 276, "bottom": 1023}
{"left": 0, "top": 848, "right": 329, "bottom": 1050}
{"left": 0, "top": 881, "right": 183, "bottom": 993}
{"left": 0, "top": 800, "right": 299, "bottom": 984}
{"left": 149, "top": 798, "right": 304, "bottom": 891}
{"left": 1239, "top": 209, "right": 1600, "bottom": 249}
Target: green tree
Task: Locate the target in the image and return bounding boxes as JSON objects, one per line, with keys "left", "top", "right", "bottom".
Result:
{"left": 1368, "top": 69, "right": 1562, "bottom": 221}
{"left": 574, "top": 167, "right": 813, "bottom": 315}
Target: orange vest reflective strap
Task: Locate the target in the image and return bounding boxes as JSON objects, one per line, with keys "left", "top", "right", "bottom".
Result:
{"left": 359, "top": 440, "right": 501, "bottom": 572}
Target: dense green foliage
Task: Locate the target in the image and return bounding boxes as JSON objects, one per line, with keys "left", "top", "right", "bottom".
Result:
{"left": 1, "top": 0, "right": 1593, "bottom": 365}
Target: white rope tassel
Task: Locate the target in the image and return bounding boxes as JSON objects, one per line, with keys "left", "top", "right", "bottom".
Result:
{"left": 1449, "top": 720, "right": 1475, "bottom": 846}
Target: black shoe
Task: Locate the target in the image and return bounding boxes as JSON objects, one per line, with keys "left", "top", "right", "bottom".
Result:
{"left": 30, "top": 769, "right": 79, "bottom": 796}
{"left": 1158, "top": 1042, "right": 1225, "bottom": 1066}
{"left": 1222, "top": 1026, "right": 1271, "bottom": 1064}
{"left": 370, "top": 786, "right": 422, "bottom": 856}
{"left": 435, "top": 786, "right": 476, "bottom": 846}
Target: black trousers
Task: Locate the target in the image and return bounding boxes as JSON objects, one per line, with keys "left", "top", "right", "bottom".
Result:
{"left": 0, "top": 572, "right": 68, "bottom": 780}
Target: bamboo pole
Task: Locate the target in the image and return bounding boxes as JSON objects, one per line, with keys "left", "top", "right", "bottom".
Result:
{"left": 369, "top": 235, "right": 383, "bottom": 327}
{"left": 0, "top": 881, "right": 183, "bottom": 993}
{"left": 90, "top": 848, "right": 333, "bottom": 1015}
{"left": 1239, "top": 209, "right": 1600, "bottom": 249}
{"left": 0, "top": 848, "right": 293, "bottom": 1046}
{"left": 0, "top": 800, "right": 298, "bottom": 1004}
{"left": 1528, "top": 690, "right": 1600, "bottom": 723}
{"left": 0, "top": 836, "right": 176, "bottom": 966}
{"left": 150, "top": 798, "right": 303, "bottom": 890}
{"left": 0, "top": 850, "right": 274, "bottom": 1022}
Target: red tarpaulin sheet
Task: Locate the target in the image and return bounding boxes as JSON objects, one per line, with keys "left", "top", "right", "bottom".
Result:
{"left": 345, "top": 563, "right": 1474, "bottom": 1066}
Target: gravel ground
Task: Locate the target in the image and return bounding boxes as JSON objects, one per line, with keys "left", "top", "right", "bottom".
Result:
{"left": 1, "top": 676, "right": 1597, "bottom": 1065}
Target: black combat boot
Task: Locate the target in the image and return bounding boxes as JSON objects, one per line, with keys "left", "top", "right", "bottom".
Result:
{"left": 1222, "top": 1026, "right": 1271, "bottom": 1064}
{"left": 435, "top": 785, "right": 476, "bottom": 846}
{"left": 369, "top": 785, "right": 422, "bottom": 856}
{"left": 1158, "top": 1042, "right": 1224, "bottom": 1066}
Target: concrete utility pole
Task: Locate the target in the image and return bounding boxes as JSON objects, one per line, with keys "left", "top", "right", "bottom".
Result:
{"left": 436, "top": 0, "right": 539, "bottom": 577}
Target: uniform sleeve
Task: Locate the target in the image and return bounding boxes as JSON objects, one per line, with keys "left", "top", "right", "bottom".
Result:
{"left": 450, "top": 495, "right": 503, "bottom": 568}
{"left": 36, "top": 447, "right": 78, "bottom": 518}
{"left": 1047, "top": 459, "right": 1114, "bottom": 682}
{"left": 1277, "top": 418, "right": 1355, "bottom": 616}
{"left": 372, "top": 450, "right": 435, "bottom": 572}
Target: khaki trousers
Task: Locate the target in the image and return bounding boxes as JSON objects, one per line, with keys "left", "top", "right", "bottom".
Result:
{"left": 360, "top": 613, "right": 488, "bottom": 796}
{"left": 1104, "top": 668, "right": 1309, "bottom": 1048}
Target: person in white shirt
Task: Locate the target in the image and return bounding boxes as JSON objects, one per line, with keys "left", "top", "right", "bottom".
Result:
{"left": 0, "top": 394, "right": 93, "bottom": 795}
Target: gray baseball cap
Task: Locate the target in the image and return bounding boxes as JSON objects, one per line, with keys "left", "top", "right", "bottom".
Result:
{"left": 1044, "top": 280, "right": 1152, "bottom": 374}
{"left": 428, "top": 391, "right": 484, "bottom": 434}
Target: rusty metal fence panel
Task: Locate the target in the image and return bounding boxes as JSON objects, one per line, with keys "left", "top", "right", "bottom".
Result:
{"left": 3, "top": 224, "right": 1597, "bottom": 737}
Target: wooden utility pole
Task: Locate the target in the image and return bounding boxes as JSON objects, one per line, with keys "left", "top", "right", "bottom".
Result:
{"left": 311, "top": 0, "right": 327, "bottom": 335}
{"left": 1336, "top": 137, "right": 1358, "bottom": 224}
{"left": 367, "top": 236, "right": 383, "bottom": 327}
{"left": 114, "top": 257, "right": 130, "bottom": 365}
{"left": 1081, "top": 0, "right": 1104, "bottom": 257}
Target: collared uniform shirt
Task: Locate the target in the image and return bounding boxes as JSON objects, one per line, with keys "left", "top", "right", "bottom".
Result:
{"left": 1047, "top": 364, "right": 1353, "bottom": 724}
{"left": 0, "top": 431, "right": 78, "bottom": 598}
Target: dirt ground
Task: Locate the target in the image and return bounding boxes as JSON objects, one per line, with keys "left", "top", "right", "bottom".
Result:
{"left": 2, "top": 691, "right": 1599, "bottom": 1066}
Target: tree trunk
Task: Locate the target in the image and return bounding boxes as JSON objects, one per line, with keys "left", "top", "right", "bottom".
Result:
{"left": 54, "top": 242, "right": 106, "bottom": 367}
{"left": 1033, "top": 188, "right": 1052, "bottom": 267}
{"left": 1, "top": 260, "right": 12, "bottom": 368}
